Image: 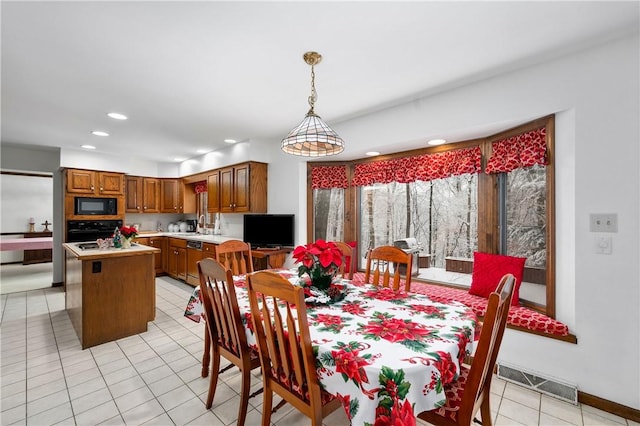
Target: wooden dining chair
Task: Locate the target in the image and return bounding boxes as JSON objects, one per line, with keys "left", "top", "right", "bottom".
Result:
{"left": 331, "top": 241, "right": 354, "bottom": 280}
{"left": 417, "top": 273, "right": 515, "bottom": 426}
{"left": 246, "top": 271, "right": 342, "bottom": 426}
{"left": 197, "top": 258, "right": 261, "bottom": 425}
{"left": 216, "top": 239, "right": 254, "bottom": 275}
{"left": 364, "top": 245, "right": 413, "bottom": 291}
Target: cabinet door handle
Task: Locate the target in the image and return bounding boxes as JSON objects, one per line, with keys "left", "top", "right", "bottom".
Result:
{"left": 91, "top": 185, "right": 95, "bottom": 191}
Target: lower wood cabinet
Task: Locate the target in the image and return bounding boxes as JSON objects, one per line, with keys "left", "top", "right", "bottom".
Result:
{"left": 202, "top": 242, "right": 216, "bottom": 259}
{"left": 23, "top": 232, "right": 53, "bottom": 264}
{"left": 149, "top": 237, "right": 167, "bottom": 275}
{"left": 167, "top": 238, "right": 187, "bottom": 281}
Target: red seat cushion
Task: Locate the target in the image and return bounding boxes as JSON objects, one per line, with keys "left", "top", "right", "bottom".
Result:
{"left": 469, "top": 252, "right": 526, "bottom": 306}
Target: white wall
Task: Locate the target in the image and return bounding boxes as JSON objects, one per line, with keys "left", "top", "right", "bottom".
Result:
{"left": 262, "top": 33, "right": 640, "bottom": 408}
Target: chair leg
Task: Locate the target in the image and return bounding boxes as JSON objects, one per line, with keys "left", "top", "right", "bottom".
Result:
{"left": 262, "top": 385, "right": 273, "bottom": 426}
{"left": 206, "top": 346, "right": 221, "bottom": 409}
{"left": 480, "top": 394, "right": 492, "bottom": 426}
{"left": 201, "top": 327, "right": 211, "bottom": 378}
{"left": 237, "top": 368, "right": 251, "bottom": 426}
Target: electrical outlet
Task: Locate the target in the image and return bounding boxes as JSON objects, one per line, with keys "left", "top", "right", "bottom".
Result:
{"left": 590, "top": 213, "right": 618, "bottom": 232}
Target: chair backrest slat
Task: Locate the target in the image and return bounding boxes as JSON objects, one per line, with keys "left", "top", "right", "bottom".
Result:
{"left": 460, "top": 273, "right": 514, "bottom": 423}
{"left": 247, "top": 271, "right": 320, "bottom": 406}
{"left": 198, "top": 258, "right": 248, "bottom": 359}
{"left": 364, "top": 245, "right": 413, "bottom": 291}
{"left": 215, "top": 240, "right": 254, "bottom": 276}
{"left": 331, "top": 241, "right": 354, "bottom": 280}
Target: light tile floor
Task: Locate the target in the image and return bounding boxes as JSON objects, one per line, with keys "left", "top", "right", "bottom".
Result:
{"left": 1, "top": 276, "right": 637, "bottom": 426}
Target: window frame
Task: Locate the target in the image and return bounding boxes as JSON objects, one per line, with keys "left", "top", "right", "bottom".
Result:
{"left": 306, "top": 115, "right": 555, "bottom": 317}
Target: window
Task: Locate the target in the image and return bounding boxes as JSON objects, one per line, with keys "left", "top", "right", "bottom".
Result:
{"left": 307, "top": 116, "right": 555, "bottom": 316}
{"left": 359, "top": 176, "right": 478, "bottom": 269}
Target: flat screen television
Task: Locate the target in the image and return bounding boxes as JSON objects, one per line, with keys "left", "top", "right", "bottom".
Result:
{"left": 243, "top": 214, "right": 295, "bottom": 249}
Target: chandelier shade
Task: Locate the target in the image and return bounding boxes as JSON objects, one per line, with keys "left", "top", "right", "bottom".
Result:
{"left": 281, "top": 51, "right": 344, "bottom": 157}
{"left": 281, "top": 112, "right": 344, "bottom": 157}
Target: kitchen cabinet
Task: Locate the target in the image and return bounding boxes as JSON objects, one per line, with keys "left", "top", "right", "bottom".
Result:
{"left": 67, "top": 169, "right": 124, "bottom": 195}
{"left": 186, "top": 246, "right": 203, "bottom": 286}
{"left": 133, "top": 236, "right": 165, "bottom": 276}
{"left": 167, "top": 238, "right": 187, "bottom": 281}
{"left": 219, "top": 162, "right": 267, "bottom": 213}
{"left": 207, "top": 171, "right": 221, "bottom": 213}
{"left": 202, "top": 242, "right": 216, "bottom": 259}
{"left": 125, "top": 176, "right": 160, "bottom": 213}
{"left": 149, "top": 237, "right": 166, "bottom": 275}
{"left": 160, "top": 178, "right": 196, "bottom": 214}
{"left": 161, "top": 179, "right": 183, "bottom": 213}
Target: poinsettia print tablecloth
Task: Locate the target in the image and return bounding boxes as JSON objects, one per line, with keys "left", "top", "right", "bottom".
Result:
{"left": 184, "top": 270, "right": 479, "bottom": 426}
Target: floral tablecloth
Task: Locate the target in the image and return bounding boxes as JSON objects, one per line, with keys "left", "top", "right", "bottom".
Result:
{"left": 184, "top": 270, "right": 478, "bottom": 426}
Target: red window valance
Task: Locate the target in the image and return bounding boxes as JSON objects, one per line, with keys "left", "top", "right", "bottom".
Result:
{"left": 351, "top": 146, "right": 481, "bottom": 186}
{"left": 485, "top": 127, "right": 547, "bottom": 174}
{"left": 194, "top": 180, "right": 207, "bottom": 194}
{"left": 311, "top": 165, "right": 349, "bottom": 189}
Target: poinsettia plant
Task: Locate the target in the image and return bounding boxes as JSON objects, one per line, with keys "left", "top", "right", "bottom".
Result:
{"left": 292, "top": 239, "right": 343, "bottom": 287}
{"left": 119, "top": 225, "right": 139, "bottom": 239}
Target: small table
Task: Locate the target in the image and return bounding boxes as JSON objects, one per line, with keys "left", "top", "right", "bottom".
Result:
{"left": 185, "top": 270, "right": 478, "bottom": 425}
{"left": 251, "top": 247, "right": 292, "bottom": 269}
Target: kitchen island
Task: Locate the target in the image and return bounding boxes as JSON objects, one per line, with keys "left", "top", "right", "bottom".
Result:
{"left": 63, "top": 242, "right": 160, "bottom": 349}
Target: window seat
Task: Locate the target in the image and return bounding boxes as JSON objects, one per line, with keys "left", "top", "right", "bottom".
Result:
{"left": 349, "top": 272, "right": 576, "bottom": 343}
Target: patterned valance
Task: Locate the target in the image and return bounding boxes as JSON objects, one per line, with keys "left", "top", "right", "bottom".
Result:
{"left": 351, "top": 146, "right": 481, "bottom": 186}
{"left": 485, "top": 127, "right": 547, "bottom": 174}
{"left": 311, "top": 165, "right": 349, "bottom": 189}
{"left": 194, "top": 180, "right": 208, "bottom": 194}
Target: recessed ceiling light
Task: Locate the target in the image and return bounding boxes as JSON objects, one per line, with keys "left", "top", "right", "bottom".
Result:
{"left": 427, "top": 138, "right": 446, "bottom": 146}
{"left": 107, "top": 112, "right": 128, "bottom": 120}
{"left": 196, "top": 149, "right": 209, "bottom": 154}
{"left": 173, "top": 157, "right": 185, "bottom": 162}
{"left": 224, "top": 139, "right": 237, "bottom": 144}
{"left": 81, "top": 145, "right": 96, "bottom": 150}
{"left": 366, "top": 151, "right": 380, "bottom": 156}
{"left": 92, "top": 130, "right": 109, "bottom": 137}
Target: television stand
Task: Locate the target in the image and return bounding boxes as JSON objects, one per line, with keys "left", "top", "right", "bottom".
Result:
{"left": 252, "top": 247, "right": 292, "bottom": 270}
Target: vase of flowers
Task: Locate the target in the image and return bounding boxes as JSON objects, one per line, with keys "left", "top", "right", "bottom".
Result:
{"left": 292, "top": 239, "right": 346, "bottom": 304}
{"left": 118, "top": 225, "right": 138, "bottom": 249}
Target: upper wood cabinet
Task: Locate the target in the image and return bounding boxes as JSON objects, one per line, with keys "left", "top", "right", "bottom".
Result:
{"left": 161, "top": 179, "right": 182, "bottom": 213}
{"left": 219, "top": 162, "right": 267, "bottom": 213}
{"left": 125, "top": 176, "right": 160, "bottom": 213}
{"left": 207, "top": 171, "right": 221, "bottom": 213}
{"left": 67, "top": 169, "right": 124, "bottom": 195}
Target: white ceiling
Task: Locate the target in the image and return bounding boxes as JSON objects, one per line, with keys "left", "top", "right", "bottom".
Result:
{"left": 2, "top": 1, "right": 638, "bottom": 163}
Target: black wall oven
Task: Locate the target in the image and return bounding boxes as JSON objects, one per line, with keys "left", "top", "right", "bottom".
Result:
{"left": 66, "top": 220, "right": 123, "bottom": 242}
{"left": 74, "top": 197, "right": 118, "bottom": 216}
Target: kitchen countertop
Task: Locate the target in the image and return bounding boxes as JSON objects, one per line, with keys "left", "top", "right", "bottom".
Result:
{"left": 136, "top": 232, "right": 239, "bottom": 244}
{"left": 63, "top": 242, "right": 160, "bottom": 260}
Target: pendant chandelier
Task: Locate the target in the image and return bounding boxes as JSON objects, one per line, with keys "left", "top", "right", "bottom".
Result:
{"left": 281, "top": 51, "right": 344, "bottom": 157}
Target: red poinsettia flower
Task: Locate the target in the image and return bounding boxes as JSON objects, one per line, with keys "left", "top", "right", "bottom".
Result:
{"left": 332, "top": 348, "right": 371, "bottom": 384}
{"left": 361, "top": 318, "right": 432, "bottom": 343}
{"left": 119, "top": 226, "right": 138, "bottom": 238}
{"left": 292, "top": 239, "right": 343, "bottom": 291}
{"left": 431, "top": 351, "right": 457, "bottom": 385}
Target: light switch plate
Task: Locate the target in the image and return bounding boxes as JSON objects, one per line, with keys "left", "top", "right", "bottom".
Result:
{"left": 590, "top": 213, "right": 618, "bottom": 232}
{"left": 595, "top": 236, "right": 612, "bottom": 254}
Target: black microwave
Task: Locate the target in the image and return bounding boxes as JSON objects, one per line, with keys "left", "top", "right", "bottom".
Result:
{"left": 74, "top": 197, "right": 118, "bottom": 215}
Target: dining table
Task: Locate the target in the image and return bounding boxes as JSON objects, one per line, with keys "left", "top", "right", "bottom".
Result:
{"left": 184, "top": 269, "right": 479, "bottom": 425}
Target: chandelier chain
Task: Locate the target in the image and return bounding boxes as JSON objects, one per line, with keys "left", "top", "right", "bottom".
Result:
{"left": 308, "top": 65, "right": 317, "bottom": 114}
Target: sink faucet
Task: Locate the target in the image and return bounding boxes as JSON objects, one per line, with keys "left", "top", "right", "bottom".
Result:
{"left": 197, "top": 215, "right": 206, "bottom": 234}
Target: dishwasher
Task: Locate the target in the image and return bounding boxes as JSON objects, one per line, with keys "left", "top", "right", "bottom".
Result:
{"left": 186, "top": 240, "right": 204, "bottom": 286}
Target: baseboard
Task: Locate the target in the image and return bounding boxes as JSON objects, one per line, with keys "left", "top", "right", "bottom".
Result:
{"left": 578, "top": 391, "right": 640, "bottom": 423}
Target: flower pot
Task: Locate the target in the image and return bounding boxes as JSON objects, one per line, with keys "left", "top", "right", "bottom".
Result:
{"left": 121, "top": 237, "right": 133, "bottom": 249}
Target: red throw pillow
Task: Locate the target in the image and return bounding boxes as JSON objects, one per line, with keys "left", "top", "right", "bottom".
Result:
{"left": 469, "top": 252, "right": 526, "bottom": 306}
